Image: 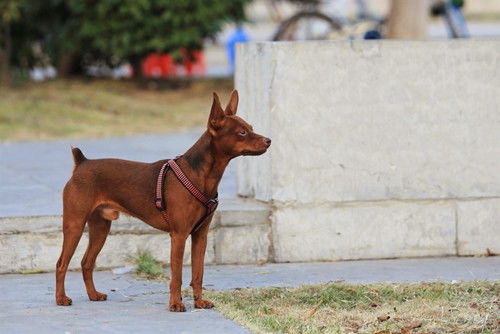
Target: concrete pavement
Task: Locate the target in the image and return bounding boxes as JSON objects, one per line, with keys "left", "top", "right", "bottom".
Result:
{"left": 0, "top": 257, "right": 498, "bottom": 333}
{"left": 1, "top": 126, "right": 499, "bottom": 333}
{"left": 0, "top": 129, "right": 236, "bottom": 218}
{"left": 1, "top": 133, "right": 499, "bottom": 333}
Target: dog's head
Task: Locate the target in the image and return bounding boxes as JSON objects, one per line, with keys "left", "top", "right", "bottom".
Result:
{"left": 208, "top": 90, "right": 271, "bottom": 158}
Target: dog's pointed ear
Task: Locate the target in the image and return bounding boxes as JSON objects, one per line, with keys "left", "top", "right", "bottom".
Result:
{"left": 208, "top": 92, "right": 225, "bottom": 135}
{"left": 224, "top": 89, "right": 239, "bottom": 116}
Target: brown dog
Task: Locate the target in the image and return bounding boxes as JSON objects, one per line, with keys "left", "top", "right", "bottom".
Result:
{"left": 55, "top": 90, "right": 271, "bottom": 311}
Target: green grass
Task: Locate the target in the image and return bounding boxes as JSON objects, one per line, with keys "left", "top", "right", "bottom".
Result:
{"left": 135, "top": 251, "right": 168, "bottom": 281}
{"left": 206, "top": 281, "right": 500, "bottom": 334}
{"left": 0, "top": 78, "right": 233, "bottom": 141}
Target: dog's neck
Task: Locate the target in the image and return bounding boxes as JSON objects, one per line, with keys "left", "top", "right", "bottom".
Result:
{"left": 181, "top": 131, "right": 230, "bottom": 197}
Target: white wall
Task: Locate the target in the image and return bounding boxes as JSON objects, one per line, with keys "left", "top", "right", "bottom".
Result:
{"left": 236, "top": 40, "right": 500, "bottom": 261}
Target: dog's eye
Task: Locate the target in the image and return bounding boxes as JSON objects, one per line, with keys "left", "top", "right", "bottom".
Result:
{"left": 238, "top": 130, "right": 247, "bottom": 136}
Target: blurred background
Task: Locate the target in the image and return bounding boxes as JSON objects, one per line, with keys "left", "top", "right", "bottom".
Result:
{"left": 0, "top": 0, "right": 499, "bottom": 141}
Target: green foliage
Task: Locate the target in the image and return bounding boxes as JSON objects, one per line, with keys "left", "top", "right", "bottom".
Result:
{"left": 8, "top": 0, "right": 79, "bottom": 68}
{"left": 0, "top": 0, "right": 25, "bottom": 85}
{"left": 71, "top": 0, "right": 248, "bottom": 59}
{"left": 6, "top": 0, "right": 251, "bottom": 74}
{"left": 0, "top": 0, "right": 23, "bottom": 23}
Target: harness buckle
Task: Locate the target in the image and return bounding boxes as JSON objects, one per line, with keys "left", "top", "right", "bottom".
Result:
{"left": 155, "top": 198, "right": 165, "bottom": 210}
{"left": 206, "top": 198, "right": 218, "bottom": 209}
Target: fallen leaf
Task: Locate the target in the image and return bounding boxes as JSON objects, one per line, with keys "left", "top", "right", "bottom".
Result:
{"left": 470, "top": 302, "right": 478, "bottom": 308}
{"left": 378, "top": 315, "right": 390, "bottom": 322}
{"left": 268, "top": 308, "right": 279, "bottom": 315}
{"left": 305, "top": 307, "right": 318, "bottom": 319}
{"left": 370, "top": 303, "right": 380, "bottom": 307}
{"left": 401, "top": 322, "right": 422, "bottom": 331}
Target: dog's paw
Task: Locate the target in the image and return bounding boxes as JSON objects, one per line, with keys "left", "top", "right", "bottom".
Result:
{"left": 56, "top": 295, "right": 73, "bottom": 306}
{"left": 169, "top": 301, "right": 186, "bottom": 312}
{"left": 88, "top": 291, "right": 107, "bottom": 301}
{"left": 194, "top": 299, "right": 214, "bottom": 309}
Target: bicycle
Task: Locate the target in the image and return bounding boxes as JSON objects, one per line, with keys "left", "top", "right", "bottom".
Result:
{"left": 272, "top": 0, "right": 385, "bottom": 41}
{"left": 272, "top": 0, "right": 469, "bottom": 41}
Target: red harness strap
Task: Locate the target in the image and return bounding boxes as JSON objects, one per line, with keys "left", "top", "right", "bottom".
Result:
{"left": 155, "top": 159, "right": 218, "bottom": 233}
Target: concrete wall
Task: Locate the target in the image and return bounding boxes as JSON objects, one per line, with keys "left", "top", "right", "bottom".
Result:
{"left": 236, "top": 40, "right": 500, "bottom": 262}
{"left": 0, "top": 199, "right": 270, "bottom": 273}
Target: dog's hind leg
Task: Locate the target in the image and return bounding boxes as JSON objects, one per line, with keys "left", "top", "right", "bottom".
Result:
{"left": 81, "top": 208, "right": 113, "bottom": 302}
{"left": 55, "top": 199, "right": 90, "bottom": 306}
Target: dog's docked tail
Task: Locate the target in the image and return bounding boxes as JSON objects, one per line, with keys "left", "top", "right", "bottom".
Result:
{"left": 70, "top": 146, "right": 87, "bottom": 172}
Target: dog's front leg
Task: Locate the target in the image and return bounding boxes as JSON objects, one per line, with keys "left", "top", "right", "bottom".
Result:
{"left": 169, "top": 234, "right": 187, "bottom": 312}
{"left": 190, "top": 222, "right": 214, "bottom": 309}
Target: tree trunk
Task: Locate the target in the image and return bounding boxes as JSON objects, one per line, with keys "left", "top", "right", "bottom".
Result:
{"left": 387, "top": 0, "right": 430, "bottom": 39}
{"left": 129, "top": 55, "right": 143, "bottom": 80}
{"left": 0, "top": 21, "right": 11, "bottom": 86}
{"left": 57, "top": 52, "right": 77, "bottom": 78}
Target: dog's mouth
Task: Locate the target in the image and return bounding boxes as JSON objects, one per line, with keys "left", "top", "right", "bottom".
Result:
{"left": 242, "top": 148, "right": 268, "bottom": 156}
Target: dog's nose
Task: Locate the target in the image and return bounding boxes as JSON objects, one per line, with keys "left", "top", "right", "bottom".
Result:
{"left": 264, "top": 137, "right": 271, "bottom": 146}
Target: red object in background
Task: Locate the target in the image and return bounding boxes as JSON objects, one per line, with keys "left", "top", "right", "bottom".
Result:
{"left": 142, "top": 53, "right": 177, "bottom": 78}
{"left": 141, "top": 50, "right": 205, "bottom": 78}
{"left": 181, "top": 49, "right": 206, "bottom": 76}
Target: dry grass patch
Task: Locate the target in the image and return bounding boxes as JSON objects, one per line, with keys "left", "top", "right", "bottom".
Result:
{"left": 206, "top": 281, "right": 499, "bottom": 334}
{"left": 0, "top": 78, "right": 233, "bottom": 141}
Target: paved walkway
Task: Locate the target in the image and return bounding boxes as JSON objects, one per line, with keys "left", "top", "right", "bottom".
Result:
{"left": 1, "top": 132, "right": 499, "bottom": 333}
{"left": 0, "top": 130, "right": 236, "bottom": 217}
{"left": 0, "top": 257, "right": 498, "bottom": 333}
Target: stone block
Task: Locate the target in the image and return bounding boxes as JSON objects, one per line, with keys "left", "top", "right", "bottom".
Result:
{"left": 236, "top": 41, "right": 500, "bottom": 202}
{"left": 0, "top": 215, "right": 60, "bottom": 234}
{"left": 218, "top": 199, "right": 270, "bottom": 227}
{"left": 215, "top": 225, "right": 270, "bottom": 264}
{"left": 0, "top": 198, "right": 270, "bottom": 272}
{"left": 0, "top": 222, "right": 215, "bottom": 273}
{"left": 457, "top": 199, "right": 500, "bottom": 255}
{"left": 272, "top": 201, "right": 456, "bottom": 262}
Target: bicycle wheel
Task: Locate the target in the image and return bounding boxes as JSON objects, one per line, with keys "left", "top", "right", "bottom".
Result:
{"left": 273, "top": 11, "right": 344, "bottom": 41}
